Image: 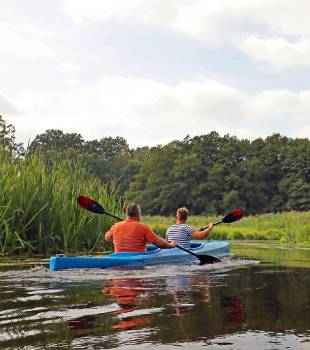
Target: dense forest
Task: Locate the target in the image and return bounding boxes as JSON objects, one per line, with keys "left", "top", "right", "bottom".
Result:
{"left": 2, "top": 115, "right": 310, "bottom": 216}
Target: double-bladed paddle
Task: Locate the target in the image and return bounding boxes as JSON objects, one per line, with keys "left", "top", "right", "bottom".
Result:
{"left": 199, "top": 209, "right": 244, "bottom": 231}
{"left": 77, "top": 195, "right": 243, "bottom": 265}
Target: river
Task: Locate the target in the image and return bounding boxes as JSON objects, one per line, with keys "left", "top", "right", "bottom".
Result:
{"left": 0, "top": 242, "right": 309, "bottom": 349}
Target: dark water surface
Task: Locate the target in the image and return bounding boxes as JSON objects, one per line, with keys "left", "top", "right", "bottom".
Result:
{"left": 0, "top": 244, "right": 309, "bottom": 349}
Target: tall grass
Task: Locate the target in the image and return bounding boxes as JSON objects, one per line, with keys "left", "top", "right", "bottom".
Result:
{"left": 143, "top": 211, "right": 310, "bottom": 243}
{"left": 0, "top": 150, "right": 120, "bottom": 255}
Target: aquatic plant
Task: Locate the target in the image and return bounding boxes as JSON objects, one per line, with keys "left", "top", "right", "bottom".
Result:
{"left": 0, "top": 149, "right": 120, "bottom": 255}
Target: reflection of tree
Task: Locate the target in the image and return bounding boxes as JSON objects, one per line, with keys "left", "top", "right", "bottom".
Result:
{"left": 221, "top": 296, "right": 246, "bottom": 325}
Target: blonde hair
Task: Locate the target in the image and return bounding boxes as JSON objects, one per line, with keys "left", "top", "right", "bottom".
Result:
{"left": 176, "top": 207, "right": 189, "bottom": 221}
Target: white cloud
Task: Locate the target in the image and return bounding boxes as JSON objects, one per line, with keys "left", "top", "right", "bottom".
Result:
{"left": 63, "top": 0, "right": 181, "bottom": 24}
{"left": 63, "top": 0, "right": 310, "bottom": 38}
{"left": 0, "top": 92, "right": 19, "bottom": 115}
{"left": 0, "top": 10, "right": 54, "bottom": 59}
{"left": 63, "top": 0, "right": 310, "bottom": 67}
{"left": 240, "top": 36, "right": 310, "bottom": 67}
{"left": 65, "top": 78, "right": 80, "bottom": 88}
{"left": 55, "top": 62, "right": 81, "bottom": 73}
{"left": 297, "top": 125, "right": 310, "bottom": 138}
{"left": 246, "top": 89, "right": 310, "bottom": 122}
{"left": 6, "top": 77, "right": 309, "bottom": 148}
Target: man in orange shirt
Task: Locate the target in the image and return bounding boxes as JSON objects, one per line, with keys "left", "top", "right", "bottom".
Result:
{"left": 105, "top": 203, "right": 177, "bottom": 252}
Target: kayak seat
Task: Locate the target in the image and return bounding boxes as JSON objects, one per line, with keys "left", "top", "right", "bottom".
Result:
{"left": 189, "top": 242, "right": 204, "bottom": 249}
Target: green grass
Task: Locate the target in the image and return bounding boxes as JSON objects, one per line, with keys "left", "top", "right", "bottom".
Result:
{"left": 143, "top": 211, "right": 310, "bottom": 243}
{"left": 0, "top": 150, "right": 119, "bottom": 255}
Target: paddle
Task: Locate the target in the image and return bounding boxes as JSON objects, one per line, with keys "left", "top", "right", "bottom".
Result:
{"left": 175, "top": 244, "right": 222, "bottom": 264}
{"left": 77, "top": 195, "right": 123, "bottom": 221}
{"left": 199, "top": 209, "right": 244, "bottom": 231}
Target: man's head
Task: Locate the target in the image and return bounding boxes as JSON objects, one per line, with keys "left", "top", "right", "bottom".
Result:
{"left": 176, "top": 207, "right": 189, "bottom": 221}
{"left": 125, "top": 203, "right": 141, "bottom": 219}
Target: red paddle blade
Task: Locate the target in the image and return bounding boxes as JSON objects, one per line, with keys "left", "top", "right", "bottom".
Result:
{"left": 222, "top": 209, "right": 243, "bottom": 223}
{"left": 77, "top": 196, "right": 105, "bottom": 214}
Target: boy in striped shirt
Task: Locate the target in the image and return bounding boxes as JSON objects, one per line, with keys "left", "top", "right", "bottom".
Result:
{"left": 166, "top": 207, "right": 213, "bottom": 249}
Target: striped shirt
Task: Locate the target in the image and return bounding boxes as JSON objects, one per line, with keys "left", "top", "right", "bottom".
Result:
{"left": 166, "top": 224, "right": 195, "bottom": 249}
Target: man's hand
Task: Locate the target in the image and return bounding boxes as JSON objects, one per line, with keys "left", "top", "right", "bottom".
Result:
{"left": 169, "top": 241, "right": 177, "bottom": 248}
{"left": 207, "top": 223, "right": 214, "bottom": 230}
{"left": 153, "top": 237, "right": 177, "bottom": 249}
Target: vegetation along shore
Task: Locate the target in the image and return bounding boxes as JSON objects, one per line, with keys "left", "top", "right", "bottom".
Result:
{"left": 0, "top": 115, "right": 309, "bottom": 255}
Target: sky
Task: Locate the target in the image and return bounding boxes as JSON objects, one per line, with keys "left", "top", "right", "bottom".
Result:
{"left": 0, "top": 0, "right": 310, "bottom": 148}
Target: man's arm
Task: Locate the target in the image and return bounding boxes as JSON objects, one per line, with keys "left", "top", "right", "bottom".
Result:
{"left": 144, "top": 224, "right": 176, "bottom": 249}
{"left": 153, "top": 236, "right": 177, "bottom": 249}
{"left": 104, "top": 225, "right": 115, "bottom": 241}
{"left": 105, "top": 232, "right": 113, "bottom": 241}
{"left": 191, "top": 223, "right": 214, "bottom": 239}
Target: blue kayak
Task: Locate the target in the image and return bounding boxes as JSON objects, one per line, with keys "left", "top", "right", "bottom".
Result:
{"left": 50, "top": 240, "right": 230, "bottom": 271}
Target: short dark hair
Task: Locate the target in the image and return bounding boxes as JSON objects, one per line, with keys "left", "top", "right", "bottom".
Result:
{"left": 125, "top": 203, "right": 141, "bottom": 217}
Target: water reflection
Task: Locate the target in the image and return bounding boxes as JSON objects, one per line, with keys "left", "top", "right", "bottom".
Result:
{"left": 221, "top": 296, "right": 246, "bottom": 325}
{"left": 167, "top": 275, "right": 212, "bottom": 317}
{"left": 0, "top": 259, "right": 309, "bottom": 349}
{"left": 104, "top": 278, "right": 152, "bottom": 331}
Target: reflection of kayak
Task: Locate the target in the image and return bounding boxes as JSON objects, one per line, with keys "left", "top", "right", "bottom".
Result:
{"left": 50, "top": 240, "right": 230, "bottom": 271}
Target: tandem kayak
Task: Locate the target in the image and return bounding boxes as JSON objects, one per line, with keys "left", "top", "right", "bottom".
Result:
{"left": 50, "top": 240, "right": 230, "bottom": 271}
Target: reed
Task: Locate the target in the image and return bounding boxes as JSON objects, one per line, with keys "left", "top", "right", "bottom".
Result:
{"left": 143, "top": 211, "right": 310, "bottom": 243}
{"left": 0, "top": 150, "right": 119, "bottom": 255}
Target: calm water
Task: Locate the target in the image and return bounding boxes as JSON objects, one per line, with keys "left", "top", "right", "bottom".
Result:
{"left": 0, "top": 243, "right": 309, "bottom": 350}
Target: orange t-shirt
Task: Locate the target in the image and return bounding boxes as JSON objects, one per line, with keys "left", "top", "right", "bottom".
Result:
{"left": 106, "top": 218, "right": 158, "bottom": 253}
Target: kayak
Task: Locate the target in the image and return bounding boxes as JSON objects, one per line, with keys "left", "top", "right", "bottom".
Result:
{"left": 50, "top": 240, "right": 230, "bottom": 271}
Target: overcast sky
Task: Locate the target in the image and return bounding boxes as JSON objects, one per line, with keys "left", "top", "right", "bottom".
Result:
{"left": 1, "top": 0, "right": 310, "bottom": 147}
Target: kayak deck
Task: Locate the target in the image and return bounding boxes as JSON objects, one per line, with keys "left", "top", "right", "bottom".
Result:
{"left": 50, "top": 240, "right": 230, "bottom": 271}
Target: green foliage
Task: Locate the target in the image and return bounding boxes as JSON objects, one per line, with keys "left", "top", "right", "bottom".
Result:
{"left": 26, "top": 126, "right": 310, "bottom": 216}
{"left": 28, "top": 129, "right": 132, "bottom": 193}
{"left": 0, "top": 115, "right": 24, "bottom": 156}
{"left": 125, "top": 132, "right": 310, "bottom": 215}
{"left": 28, "top": 129, "right": 84, "bottom": 153}
{"left": 142, "top": 211, "right": 310, "bottom": 243}
{"left": 0, "top": 149, "right": 121, "bottom": 255}
{"left": 1, "top": 116, "right": 310, "bottom": 256}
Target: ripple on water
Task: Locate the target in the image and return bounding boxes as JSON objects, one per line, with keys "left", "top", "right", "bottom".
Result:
{"left": 0, "top": 258, "right": 273, "bottom": 350}
{"left": 0, "top": 258, "right": 260, "bottom": 286}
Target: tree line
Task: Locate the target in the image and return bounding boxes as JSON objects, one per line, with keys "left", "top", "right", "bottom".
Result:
{"left": 1, "top": 115, "right": 310, "bottom": 215}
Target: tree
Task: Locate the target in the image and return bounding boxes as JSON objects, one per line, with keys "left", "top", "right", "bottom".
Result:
{"left": 28, "top": 129, "right": 85, "bottom": 154}
{"left": 0, "top": 115, "right": 24, "bottom": 156}
{"left": 84, "top": 136, "right": 130, "bottom": 161}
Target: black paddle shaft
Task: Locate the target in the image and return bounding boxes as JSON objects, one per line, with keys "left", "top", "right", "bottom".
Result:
{"left": 200, "top": 220, "right": 222, "bottom": 231}
{"left": 199, "top": 209, "right": 244, "bottom": 231}
{"left": 103, "top": 211, "right": 123, "bottom": 221}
